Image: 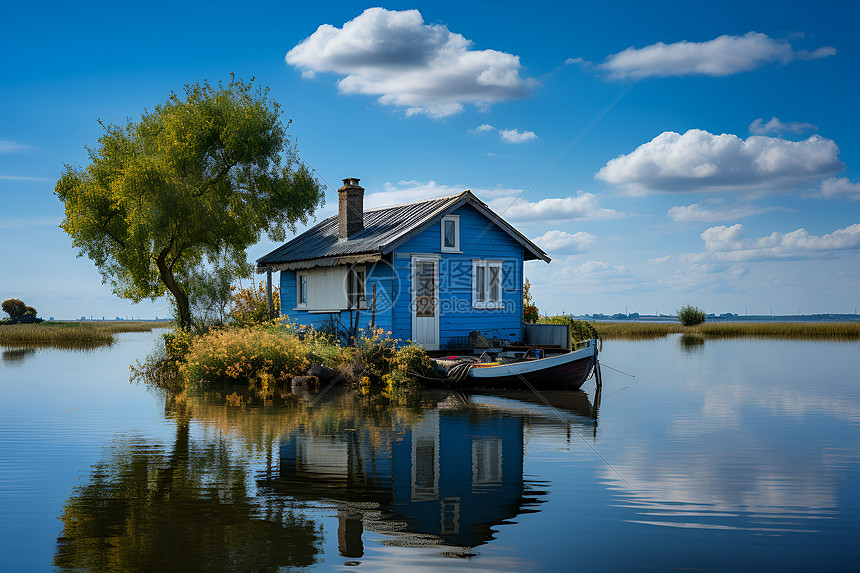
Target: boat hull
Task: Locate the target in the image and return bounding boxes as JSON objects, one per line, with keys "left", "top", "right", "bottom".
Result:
{"left": 464, "top": 343, "right": 597, "bottom": 390}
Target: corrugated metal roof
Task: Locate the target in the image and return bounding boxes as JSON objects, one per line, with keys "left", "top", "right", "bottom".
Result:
{"left": 256, "top": 191, "right": 550, "bottom": 268}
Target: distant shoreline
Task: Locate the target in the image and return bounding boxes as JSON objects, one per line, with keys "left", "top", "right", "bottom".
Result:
{"left": 591, "top": 321, "right": 860, "bottom": 340}
{"left": 578, "top": 314, "right": 860, "bottom": 324}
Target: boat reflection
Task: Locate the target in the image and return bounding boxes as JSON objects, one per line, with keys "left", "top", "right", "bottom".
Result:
{"left": 261, "top": 387, "right": 599, "bottom": 556}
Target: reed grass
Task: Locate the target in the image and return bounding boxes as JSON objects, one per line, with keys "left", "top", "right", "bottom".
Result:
{"left": 0, "top": 323, "right": 114, "bottom": 349}
{"left": 698, "top": 321, "right": 860, "bottom": 340}
{"left": 593, "top": 322, "right": 684, "bottom": 340}
{"left": 594, "top": 321, "right": 860, "bottom": 340}
{"left": 0, "top": 320, "right": 169, "bottom": 349}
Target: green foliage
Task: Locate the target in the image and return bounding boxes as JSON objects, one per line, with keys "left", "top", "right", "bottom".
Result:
{"left": 55, "top": 76, "right": 324, "bottom": 330}
{"left": 537, "top": 315, "right": 601, "bottom": 344}
{"left": 230, "top": 277, "right": 280, "bottom": 327}
{"left": 186, "top": 261, "right": 236, "bottom": 331}
{"left": 2, "top": 299, "right": 26, "bottom": 319}
{"left": 392, "top": 343, "right": 435, "bottom": 378}
{"left": 2, "top": 298, "right": 38, "bottom": 323}
{"left": 523, "top": 278, "right": 539, "bottom": 323}
{"left": 54, "top": 431, "right": 321, "bottom": 572}
{"left": 163, "top": 329, "right": 195, "bottom": 362}
{"left": 182, "top": 325, "right": 311, "bottom": 385}
{"left": 354, "top": 327, "right": 397, "bottom": 383}
{"left": 678, "top": 305, "right": 707, "bottom": 326}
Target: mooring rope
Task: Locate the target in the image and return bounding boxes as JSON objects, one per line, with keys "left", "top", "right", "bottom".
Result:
{"left": 446, "top": 361, "right": 473, "bottom": 384}
{"left": 599, "top": 362, "right": 636, "bottom": 377}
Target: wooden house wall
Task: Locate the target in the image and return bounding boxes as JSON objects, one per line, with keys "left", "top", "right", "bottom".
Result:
{"left": 279, "top": 261, "right": 394, "bottom": 335}
{"left": 391, "top": 203, "right": 525, "bottom": 347}
{"left": 279, "top": 203, "right": 528, "bottom": 348}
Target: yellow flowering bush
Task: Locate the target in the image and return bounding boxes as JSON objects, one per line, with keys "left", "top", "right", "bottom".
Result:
{"left": 392, "top": 343, "right": 435, "bottom": 378}
{"left": 229, "top": 279, "right": 280, "bottom": 326}
{"left": 355, "top": 327, "right": 397, "bottom": 382}
{"left": 182, "top": 326, "right": 310, "bottom": 385}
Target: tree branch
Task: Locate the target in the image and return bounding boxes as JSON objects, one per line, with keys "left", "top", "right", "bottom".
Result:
{"left": 196, "top": 160, "right": 236, "bottom": 197}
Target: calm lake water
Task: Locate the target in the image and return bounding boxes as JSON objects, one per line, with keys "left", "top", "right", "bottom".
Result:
{"left": 1, "top": 332, "right": 858, "bottom": 572}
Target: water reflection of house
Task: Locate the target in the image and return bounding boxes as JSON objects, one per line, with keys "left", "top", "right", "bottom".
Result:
{"left": 266, "top": 407, "right": 542, "bottom": 556}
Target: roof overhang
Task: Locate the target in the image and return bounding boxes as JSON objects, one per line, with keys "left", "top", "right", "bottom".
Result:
{"left": 257, "top": 253, "right": 382, "bottom": 272}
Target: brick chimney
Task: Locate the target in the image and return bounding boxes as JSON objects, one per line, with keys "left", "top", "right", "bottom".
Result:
{"left": 338, "top": 177, "right": 364, "bottom": 239}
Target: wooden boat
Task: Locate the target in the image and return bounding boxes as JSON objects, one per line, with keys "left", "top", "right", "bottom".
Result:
{"left": 432, "top": 339, "right": 599, "bottom": 390}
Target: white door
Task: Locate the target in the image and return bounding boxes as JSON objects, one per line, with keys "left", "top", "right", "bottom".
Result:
{"left": 411, "top": 256, "right": 439, "bottom": 350}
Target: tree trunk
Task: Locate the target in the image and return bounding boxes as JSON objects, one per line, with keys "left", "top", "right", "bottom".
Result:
{"left": 156, "top": 252, "right": 191, "bottom": 330}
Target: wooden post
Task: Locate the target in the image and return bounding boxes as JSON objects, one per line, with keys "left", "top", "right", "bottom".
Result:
{"left": 371, "top": 283, "right": 376, "bottom": 329}
{"left": 593, "top": 338, "right": 603, "bottom": 390}
{"left": 266, "top": 268, "right": 274, "bottom": 319}
{"left": 353, "top": 307, "right": 360, "bottom": 342}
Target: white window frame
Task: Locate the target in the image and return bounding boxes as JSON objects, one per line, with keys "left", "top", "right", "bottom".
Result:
{"left": 472, "top": 260, "right": 503, "bottom": 309}
{"left": 347, "top": 265, "right": 367, "bottom": 310}
{"left": 296, "top": 273, "right": 308, "bottom": 308}
{"left": 440, "top": 215, "right": 460, "bottom": 253}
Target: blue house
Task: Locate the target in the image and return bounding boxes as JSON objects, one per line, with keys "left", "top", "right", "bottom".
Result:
{"left": 268, "top": 406, "right": 532, "bottom": 553}
{"left": 257, "top": 178, "right": 549, "bottom": 350}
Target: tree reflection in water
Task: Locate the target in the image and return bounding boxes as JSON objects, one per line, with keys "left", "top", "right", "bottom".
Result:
{"left": 53, "top": 399, "right": 322, "bottom": 573}
{"left": 2, "top": 347, "right": 37, "bottom": 364}
{"left": 54, "top": 382, "right": 600, "bottom": 568}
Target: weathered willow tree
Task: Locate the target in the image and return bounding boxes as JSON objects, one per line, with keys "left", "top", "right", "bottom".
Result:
{"left": 55, "top": 77, "right": 323, "bottom": 330}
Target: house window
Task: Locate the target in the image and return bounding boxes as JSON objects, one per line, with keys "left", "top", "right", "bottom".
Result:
{"left": 441, "top": 215, "right": 460, "bottom": 252}
{"left": 297, "top": 273, "right": 308, "bottom": 307}
{"left": 347, "top": 266, "right": 366, "bottom": 309}
{"left": 472, "top": 437, "right": 503, "bottom": 488}
{"left": 472, "top": 260, "right": 502, "bottom": 309}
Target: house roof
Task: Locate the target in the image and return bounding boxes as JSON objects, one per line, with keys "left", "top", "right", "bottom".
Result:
{"left": 256, "top": 190, "right": 550, "bottom": 270}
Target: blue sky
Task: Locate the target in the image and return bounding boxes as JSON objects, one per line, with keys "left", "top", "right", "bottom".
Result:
{"left": 2, "top": 1, "right": 858, "bottom": 319}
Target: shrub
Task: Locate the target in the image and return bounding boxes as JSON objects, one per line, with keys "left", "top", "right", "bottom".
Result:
{"left": 182, "top": 326, "right": 310, "bottom": 385}
{"left": 230, "top": 278, "right": 280, "bottom": 327}
{"left": 537, "top": 315, "right": 600, "bottom": 344}
{"left": 354, "top": 327, "right": 397, "bottom": 382}
{"left": 523, "top": 278, "right": 539, "bottom": 323}
{"left": 677, "top": 305, "right": 706, "bottom": 327}
{"left": 163, "top": 329, "right": 195, "bottom": 362}
{"left": 392, "top": 343, "right": 435, "bottom": 378}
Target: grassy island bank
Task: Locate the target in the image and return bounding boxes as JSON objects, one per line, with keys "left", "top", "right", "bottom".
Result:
{"left": 131, "top": 316, "right": 860, "bottom": 393}
{"left": 132, "top": 320, "right": 435, "bottom": 394}
{"left": 0, "top": 320, "right": 169, "bottom": 349}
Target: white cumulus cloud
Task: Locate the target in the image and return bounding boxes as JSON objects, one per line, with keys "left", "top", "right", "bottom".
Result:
{"left": 668, "top": 200, "right": 782, "bottom": 222}
{"left": 471, "top": 124, "right": 537, "bottom": 143}
{"left": 693, "top": 223, "right": 860, "bottom": 261}
{"left": 533, "top": 230, "right": 596, "bottom": 253}
{"left": 809, "top": 177, "right": 860, "bottom": 201}
{"left": 499, "top": 128, "right": 537, "bottom": 144}
{"left": 285, "top": 8, "right": 535, "bottom": 118}
{"left": 596, "top": 129, "right": 844, "bottom": 194}
{"left": 364, "top": 180, "right": 520, "bottom": 210}
{"left": 749, "top": 117, "right": 817, "bottom": 136}
{"left": 360, "top": 182, "right": 619, "bottom": 223}
{"left": 575, "top": 261, "right": 631, "bottom": 279}
{"left": 472, "top": 123, "right": 496, "bottom": 134}
{"left": 600, "top": 32, "right": 835, "bottom": 80}
{"left": 488, "top": 193, "right": 621, "bottom": 222}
